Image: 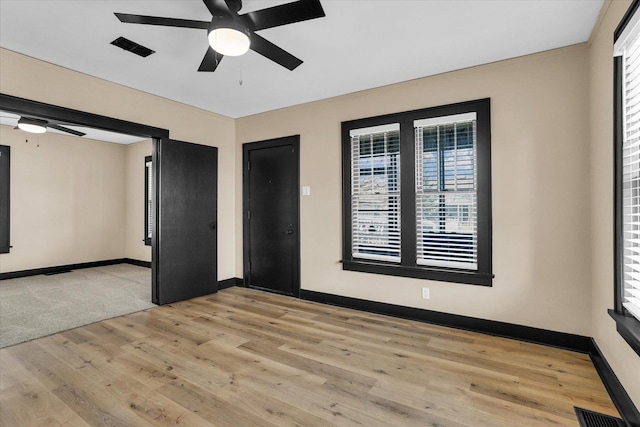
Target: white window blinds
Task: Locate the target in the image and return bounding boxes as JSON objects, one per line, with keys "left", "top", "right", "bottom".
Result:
{"left": 618, "top": 24, "right": 640, "bottom": 322}
{"left": 146, "top": 160, "right": 153, "bottom": 240}
{"left": 350, "top": 124, "right": 401, "bottom": 262}
{"left": 415, "top": 113, "right": 478, "bottom": 270}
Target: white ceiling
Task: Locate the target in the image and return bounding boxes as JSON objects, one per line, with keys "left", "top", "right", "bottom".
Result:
{"left": 0, "top": 0, "right": 604, "bottom": 119}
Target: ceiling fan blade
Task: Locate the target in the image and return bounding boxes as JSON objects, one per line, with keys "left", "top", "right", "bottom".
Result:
{"left": 198, "top": 47, "right": 224, "bottom": 72}
{"left": 240, "top": 0, "right": 325, "bottom": 31}
{"left": 202, "top": 0, "right": 232, "bottom": 17}
{"left": 250, "top": 33, "right": 302, "bottom": 71}
{"left": 114, "top": 13, "right": 210, "bottom": 29}
{"left": 48, "top": 124, "right": 86, "bottom": 137}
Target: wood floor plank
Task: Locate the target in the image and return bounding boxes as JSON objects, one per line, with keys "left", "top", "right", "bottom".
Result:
{"left": 156, "top": 379, "right": 280, "bottom": 427}
{"left": 1, "top": 370, "right": 90, "bottom": 427}
{"left": 238, "top": 339, "right": 379, "bottom": 393}
{"left": 0, "top": 287, "right": 620, "bottom": 426}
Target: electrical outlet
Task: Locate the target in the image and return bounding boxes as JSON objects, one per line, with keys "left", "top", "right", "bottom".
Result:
{"left": 422, "top": 287, "right": 430, "bottom": 299}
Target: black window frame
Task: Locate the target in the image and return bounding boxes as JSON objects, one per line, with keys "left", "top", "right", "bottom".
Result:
{"left": 0, "top": 145, "right": 9, "bottom": 254}
{"left": 342, "top": 98, "right": 493, "bottom": 286}
{"left": 144, "top": 155, "right": 152, "bottom": 246}
{"left": 612, "top": 0, "right": 640, "bottom": 357}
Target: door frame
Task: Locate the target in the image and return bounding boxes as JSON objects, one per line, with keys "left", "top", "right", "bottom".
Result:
{"left": 0, "top": 93, "right": 169, "bottom": 302}
{"left": 242, "top": 135, "right": 301, "bottom": 297}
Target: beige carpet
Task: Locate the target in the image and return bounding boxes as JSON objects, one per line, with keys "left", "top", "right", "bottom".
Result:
{"left": 0, "top": 263, "right": 156, "bottom": 348}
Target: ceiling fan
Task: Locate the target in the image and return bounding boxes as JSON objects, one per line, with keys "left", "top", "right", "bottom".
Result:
{"left": 0, "top": 112, "right": 85, "bottom": 136}
{"left": 114, "top": 0, "right": 325, "bottom": 72}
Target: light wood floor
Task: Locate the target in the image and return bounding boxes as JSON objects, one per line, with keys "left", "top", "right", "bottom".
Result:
{"left": 0, "top": 287, "right": 619, "bottom": 426}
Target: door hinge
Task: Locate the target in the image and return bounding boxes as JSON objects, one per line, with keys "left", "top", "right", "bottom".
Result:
{"left": 247, "top": 160, "right": 251, "bottom": 171}
{"left": 248, "top": 261, "right": 251, "bottom": 271}
{"left": 247, "top": 210, "right": 251, "bottom": 220}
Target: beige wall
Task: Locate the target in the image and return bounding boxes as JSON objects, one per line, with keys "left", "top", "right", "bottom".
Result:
{"left": 0, "top": 48, "right": 237, "bottom": 280}
{"left": 236, "top": 44, "right": 593, "bottom": 336}
{"left": 124, "top": 139, "right": 152, "bottom": 263}
{"left": 0, "top": 133, "right": 154, "bottom": 273}
{"left": 0, "top": 125, "right": 126, "bottom": 272}
{"left": 589, "top": 0, "right": 640, "bottom": 406}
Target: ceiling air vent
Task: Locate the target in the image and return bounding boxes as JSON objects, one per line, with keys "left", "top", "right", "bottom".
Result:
{"left": 110, "top": 36, "right": 154, "bottom": 58}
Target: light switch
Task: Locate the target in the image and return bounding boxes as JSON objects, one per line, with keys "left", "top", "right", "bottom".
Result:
{"left": 302, "top": 186, "right": 311, "bottom": 196}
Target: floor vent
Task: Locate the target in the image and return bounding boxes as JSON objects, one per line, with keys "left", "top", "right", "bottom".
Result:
{"left": 575, "top": 407, "right": 625, "bottom": 427}
{"left": 44, "top": 270, "right": 72, "bottom": 276}
{"left": 110, "top": 37, "right": 155, "bottom": 58}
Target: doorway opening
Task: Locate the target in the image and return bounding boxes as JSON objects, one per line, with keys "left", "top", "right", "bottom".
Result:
{"left": 1, "top": 94, "right": 220, "bottom": 345}
{"left": 0, "top": 93, "right": 168, "bottom": 300}
{"left": 0, "top": 94, "right": 170, "bottom": 347}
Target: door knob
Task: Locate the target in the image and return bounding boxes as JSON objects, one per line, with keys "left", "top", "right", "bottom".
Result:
{"left": 285, "top": 230, "right": 293, "bottom": 235}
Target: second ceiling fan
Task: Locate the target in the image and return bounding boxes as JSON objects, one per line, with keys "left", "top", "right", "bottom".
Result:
{"left": 115, "top": 0, "right": 325, "bottom": 72}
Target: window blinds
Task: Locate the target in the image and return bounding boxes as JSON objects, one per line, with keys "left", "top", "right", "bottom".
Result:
{"left": 415, "top": 113, "right": 478, "bottom": 270}
{"left": 350, "top": 124, "right": 401, "bottom": 262}
{"left": 619, "top": 26, "right": 640, "bottom": 322}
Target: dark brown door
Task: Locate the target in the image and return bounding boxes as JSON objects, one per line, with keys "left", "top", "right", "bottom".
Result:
{"left": 243, "top": 136, "right": 300, "bottom": 296}
{"left": 0, "top": 145, "right": 9, "bottom": 254}
{"left": 153, "top": 138, "right": 218, "bottom": 305}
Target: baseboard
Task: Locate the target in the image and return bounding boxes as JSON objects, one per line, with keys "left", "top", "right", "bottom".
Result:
{"left": 0, "top": 258, "right": 152, "bottom": 280}
{"left": 218, "top": 277, "right": 243, "bottom": 290}
{"left": 589, "top": 339, "right": 640, "bottom": 427}
{"left": 299, "top": 289, "right": 592, "bottom": 352}
{"left": 123, "top": 258, "right": 151, "bottom": 268}
{"left": 0, "top": 258, "right": 133, "bottom": 280}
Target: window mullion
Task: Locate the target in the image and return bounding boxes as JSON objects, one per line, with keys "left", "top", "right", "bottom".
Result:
{"left": 400, "top": 118, "right": 416, "bottom": 267}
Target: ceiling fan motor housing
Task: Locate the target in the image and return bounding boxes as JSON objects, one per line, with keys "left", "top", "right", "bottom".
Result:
{"left": 17, "top": 117, "right": 47, "bottom": 133}
{"left": 208, "top": 16, "right": 251, "bottom": 56}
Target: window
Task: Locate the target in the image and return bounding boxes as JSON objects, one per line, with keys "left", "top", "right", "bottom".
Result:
{"left": 415, "top": 114, "right": 477, "bottom": 270}
{"left": 612, "top": 0, "right": 640, "bottom": 356}
{"left": 342, "top": 99, "right": 492, "bottom": 286}
{"left": 144, "top": 155, "right": 152, "bottom": 246}
{"left": 350, "top": 124, "right": 401, "bottom": 262}
{"left": 0, "top": 145, "right": 9, "bottom": 254}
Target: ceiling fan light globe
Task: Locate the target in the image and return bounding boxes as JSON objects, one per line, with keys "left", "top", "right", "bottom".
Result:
{"left": 208, "top": 17, "right": 250, "bottom": 56}
{"left": 17, "top": 118, "right": 47, "bottom": 134}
